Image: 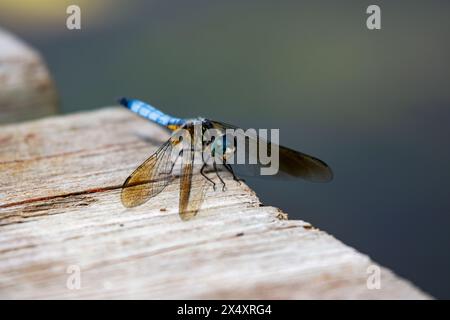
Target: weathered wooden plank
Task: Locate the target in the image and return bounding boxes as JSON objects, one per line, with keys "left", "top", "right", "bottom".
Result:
{"left": 0, "top": 108, "right": 429, "bottom": 299}
{"left": 0, "top": 28, "right": 58, "bottom": 124}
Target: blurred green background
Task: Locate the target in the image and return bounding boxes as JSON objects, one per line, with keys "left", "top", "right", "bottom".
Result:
{"left": 2, "top": 0, "right": 450, "bottom": 298}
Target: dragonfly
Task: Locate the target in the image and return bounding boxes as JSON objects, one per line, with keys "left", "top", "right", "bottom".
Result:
{"left": 119, "top": 97, "right": 333, "bottom": 220}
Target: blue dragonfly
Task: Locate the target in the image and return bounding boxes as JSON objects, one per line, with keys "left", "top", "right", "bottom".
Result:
{"left": 119, "top": 97, "right": 333, "bottom": 220}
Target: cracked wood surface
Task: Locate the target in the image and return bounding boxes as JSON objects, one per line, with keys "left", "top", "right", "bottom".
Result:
{"left": 0, "top": 28, "right": 58, "bottom": 124}
{"left": 0, "top": 108, "right": 429, "bottom": 299}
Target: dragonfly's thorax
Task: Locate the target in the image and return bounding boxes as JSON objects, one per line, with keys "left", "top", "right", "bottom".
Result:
{"left": 181, "top": 118, "right": 214, "bottom": 133}
{"left": 178, "top": 119, "right": 234, "bottom": 158}
{"left": 211, "top": 135, "right": 235, "bottom": 160}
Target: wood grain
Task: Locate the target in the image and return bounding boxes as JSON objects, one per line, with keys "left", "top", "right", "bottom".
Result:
{"left": 0, "top": 28, "right": 58, "bottom": 124}
{"left": 0, "top": 108, "right": 430, "bottom": 299}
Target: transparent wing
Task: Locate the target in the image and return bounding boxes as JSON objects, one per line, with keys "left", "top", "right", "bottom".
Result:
{"left": 121, "top": 139, "right": 178, "bottom": 208}
{"left": 178, "top": 132, "right": 209, "bottom": 220}
{"left": 209, "top": 120, "right": 333, "bottom": 182}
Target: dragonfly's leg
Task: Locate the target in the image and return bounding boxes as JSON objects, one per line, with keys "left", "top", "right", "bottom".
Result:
{"left": 200, "top": 163, "right": 216, "bottom": 190}
{"left": 200, "top": 140, "right": 216, "bottom": 189}
{"left": 213, "top": 161, "right": 227, "bottom": 191}
{"left": 224, "top": 162, "right": 245, "bottom": 184}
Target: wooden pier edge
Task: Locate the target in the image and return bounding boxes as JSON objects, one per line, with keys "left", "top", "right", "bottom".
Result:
{"left": 0, "top": 28, "right": 59, "bottom": 124}
{"left": 0, "top": 107, "right": 430, "bottom": 299}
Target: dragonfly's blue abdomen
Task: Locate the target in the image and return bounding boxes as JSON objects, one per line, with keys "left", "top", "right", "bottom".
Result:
{"left": 119, "top": 97, "right": 186, "bottom": 128}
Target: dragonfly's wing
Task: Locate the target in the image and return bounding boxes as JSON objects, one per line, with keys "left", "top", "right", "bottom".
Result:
{"left": 276, "top": 144, "right": 333, "bottom": 182}
{"left": 121, "top": 139, "right": 178, "bottom": 208}
{"left": 178, "top": 132, "right": 209, "bottom": 220}
{"left": 209, "top": 120, "right": 333, "bottom": 182}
